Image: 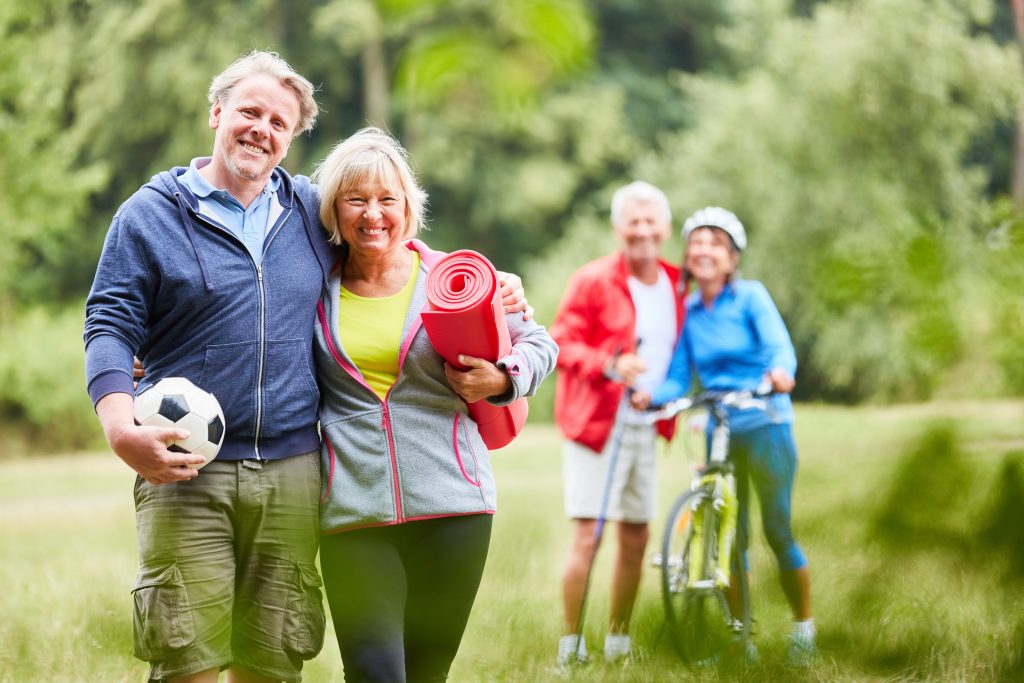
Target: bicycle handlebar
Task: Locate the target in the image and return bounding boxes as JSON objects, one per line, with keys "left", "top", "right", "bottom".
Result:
{"left": 642, "top": 383, "right": 776, "bottom": 425}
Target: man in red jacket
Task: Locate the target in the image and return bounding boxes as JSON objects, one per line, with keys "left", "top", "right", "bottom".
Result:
{"left": 551, "top": 181, "right": 685, "bottom": 666}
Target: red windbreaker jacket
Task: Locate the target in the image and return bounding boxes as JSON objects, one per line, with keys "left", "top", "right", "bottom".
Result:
{"left": 551, "top": 252, "right": 686, "bottom": 453}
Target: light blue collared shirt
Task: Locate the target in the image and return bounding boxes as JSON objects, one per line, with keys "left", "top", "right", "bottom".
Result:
{"left": 178, "top": 158, "right": 281, "bottom": 265}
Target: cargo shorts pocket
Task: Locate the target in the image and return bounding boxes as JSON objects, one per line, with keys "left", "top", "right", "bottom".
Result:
{"left": 131, "top": 562, "right": 196, "bottom": 661}
{"left": 282, "top": 561, "right": 326, "bottom": 661}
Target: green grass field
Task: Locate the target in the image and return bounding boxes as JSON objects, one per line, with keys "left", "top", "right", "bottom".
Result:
{"left": 2, "top": 401, "right": 1023, "bottom": 682}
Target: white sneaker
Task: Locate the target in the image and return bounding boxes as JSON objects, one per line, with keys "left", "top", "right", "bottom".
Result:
{"left": 696, "top": 637, "right": 757, "bottom": 669}
{"left": 603, "top": 633, "right": 631, "bottom": 662}
{"left": 740, "top": 637, "right": 760, "bottom": 665}
{"left": 788, "top": 619, "right": 817, "bottom": 667}
{"left": 788, "top": 632, "right": 817, "bottom": 667}
{"left": 557, "top": 634, "right": 588, "bottom": 667}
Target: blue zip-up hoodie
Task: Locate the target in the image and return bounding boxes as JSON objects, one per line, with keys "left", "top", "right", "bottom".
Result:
{"left": 84, "top": 166, "right": 337, "bottom": 460}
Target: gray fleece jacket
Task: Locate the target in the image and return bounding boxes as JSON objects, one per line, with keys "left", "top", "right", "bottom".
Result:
{"left": 314, "top": 239, "right": 558, "bottom": 533}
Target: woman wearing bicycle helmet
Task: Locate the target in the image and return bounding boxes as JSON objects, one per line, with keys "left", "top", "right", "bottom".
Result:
{"left": 631, "top": 207, "right": 815, "bottom": 666}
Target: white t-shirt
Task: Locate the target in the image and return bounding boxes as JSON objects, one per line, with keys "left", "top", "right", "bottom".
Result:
{"left": 626, "top": 269, "right": 677, "bottom": 422}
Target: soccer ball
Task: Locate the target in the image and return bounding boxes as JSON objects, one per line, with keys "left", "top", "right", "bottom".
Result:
{"left": 133, "top": 377, "right": 226, "bottom": 467}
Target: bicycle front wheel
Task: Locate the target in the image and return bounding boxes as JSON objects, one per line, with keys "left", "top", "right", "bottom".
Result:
{"left": 660, "top": 487, "right": 749, "bottom": 664}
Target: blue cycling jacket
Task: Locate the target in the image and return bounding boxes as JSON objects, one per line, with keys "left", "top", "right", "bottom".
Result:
{"left": 651, "top": 279, "right": 796, "bottom": 433}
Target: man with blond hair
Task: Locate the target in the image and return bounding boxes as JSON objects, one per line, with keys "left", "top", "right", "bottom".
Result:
{"left": 552, "top": 181, "right": 686, "bottom": 666}
{"left": 85, "top": 51, "right": 333, "bottom": 683}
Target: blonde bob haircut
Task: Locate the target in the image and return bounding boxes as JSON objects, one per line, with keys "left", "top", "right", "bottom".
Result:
{"left": 313, "top": 127, "right": 428, "bottom": 246}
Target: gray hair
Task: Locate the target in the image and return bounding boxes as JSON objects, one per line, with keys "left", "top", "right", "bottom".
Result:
{"left": 312, "top": 127, "right": 429, "bottom": 245}
{"left": 208, "top": 51, "right": 318, "bottom": 135}
{"left": 610, "top": 181, "right": 671, "bottom": 227}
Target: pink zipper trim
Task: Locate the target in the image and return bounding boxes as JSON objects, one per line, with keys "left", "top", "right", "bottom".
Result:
{"left": 397, "top": 315, "right": 422, "bottom": 369}
{"left": 322, "top": 509, "right": 496, "bottom": 535}
{"left": 317, "top": 301, "right": 372, "bottom": 389}
{"left": 405, "top": 510, "right": 495, "bottom": 522}
{"left": 322, "top": 519, "right": 402, "bottom": 534}
{"left": 318, "top": 300, "right": 405, "bottom": 523}
{"left": 452, "top": 413, "right": 482, "bottom": 487}
{"left": 380, "top": 401, "right": 403, "bottom": 521}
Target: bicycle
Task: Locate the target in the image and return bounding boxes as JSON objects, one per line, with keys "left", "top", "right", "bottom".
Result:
{"left": 646, "top": 386, "right": 773, "bottom": 666}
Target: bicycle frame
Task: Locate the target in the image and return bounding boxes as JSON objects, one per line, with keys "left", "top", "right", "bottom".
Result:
{"left": 648, "top": 387, "right": 772, "bottom": 665}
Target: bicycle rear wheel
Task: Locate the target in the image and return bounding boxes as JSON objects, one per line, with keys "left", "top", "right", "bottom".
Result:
{"left": 660, "top": 488, "right": 750, "bottom": 664}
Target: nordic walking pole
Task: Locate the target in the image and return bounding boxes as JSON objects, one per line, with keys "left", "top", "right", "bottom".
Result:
{"left": 571, "top": 390, "right": 632, "bottom": 661}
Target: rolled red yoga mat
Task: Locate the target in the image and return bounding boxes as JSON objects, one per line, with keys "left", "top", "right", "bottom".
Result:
{"left": 421, "top": 250, "right": 528, "bottom": 450}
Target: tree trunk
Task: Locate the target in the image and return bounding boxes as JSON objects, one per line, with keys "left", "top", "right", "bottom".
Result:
{"left": 1011, "top": 0, "right": 1024, "bottom": 208}
{"left": 362, "top": 36, "right": 389, "bottom": 129}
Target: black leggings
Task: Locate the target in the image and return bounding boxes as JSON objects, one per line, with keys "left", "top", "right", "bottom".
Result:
{"left": 320, "top": 514, "right": 493, "bottom": 683}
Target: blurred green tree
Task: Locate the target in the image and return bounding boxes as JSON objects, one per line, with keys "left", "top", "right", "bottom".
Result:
{"left": 0, "top": 0, "right": 334, "bottom": 314}
{"left": 1, "top": 0, "right": 1021, "bottom": 447}
{"left": 985, "top": 200, "right": 1024, "bottom": 393}
{"left": 313, "top": 0, "right": 601, "bottom": 264}
{"left": 633, "top": 0, "right": 1021, "bottom": 401}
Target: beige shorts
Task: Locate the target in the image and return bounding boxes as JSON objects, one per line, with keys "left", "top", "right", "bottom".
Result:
{"left": 562, "top": 423, "right": 657, "bottom": 523}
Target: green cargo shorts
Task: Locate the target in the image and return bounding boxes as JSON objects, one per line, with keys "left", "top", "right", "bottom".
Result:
{"left": 131, "top": 452, "right": 324, "bottom": 682}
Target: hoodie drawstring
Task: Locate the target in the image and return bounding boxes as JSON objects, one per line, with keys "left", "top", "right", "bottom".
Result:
{"left": 173, "top": 192, "right": 214, "bottom": 291}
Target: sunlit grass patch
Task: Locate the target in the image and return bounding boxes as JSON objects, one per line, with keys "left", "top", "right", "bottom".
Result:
{"left": 1, "top": 401, "right": 1022, "bottom": 681}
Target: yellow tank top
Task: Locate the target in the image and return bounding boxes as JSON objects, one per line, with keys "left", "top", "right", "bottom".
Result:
{"left": 338, "top": 252, "right": 421, "bottom": 400}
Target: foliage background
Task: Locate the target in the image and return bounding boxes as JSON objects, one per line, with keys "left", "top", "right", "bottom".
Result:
{"left": 1, "top": 0, "right": 1022, "bottom": 449}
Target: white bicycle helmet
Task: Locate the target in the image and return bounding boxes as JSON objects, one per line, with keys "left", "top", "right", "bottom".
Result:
{"left": 681, "top": 206, "right": 747, "bottom": 251}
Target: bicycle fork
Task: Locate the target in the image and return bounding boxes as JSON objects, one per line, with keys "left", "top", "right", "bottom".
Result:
{"left": 687, "top": 477, "right": 738, "bottom": 589}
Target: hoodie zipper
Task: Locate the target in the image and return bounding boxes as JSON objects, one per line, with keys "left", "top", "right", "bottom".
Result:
{"left": 253, "top": 264, "right": 267, "bottom": 459}
{"left": 187, "top": 205, "right": 290, "bottom": 461}
{"left": 251, "top": 207, "right": 292, "bottom": 459}
{"left": 379, "top": 399, "right": 404, "bottom": 522}
{"left": 317, "top": 300, "right": 406, "bottom": 523}
{"left": 176, "top": 173, "right": 306, "bottom": 460}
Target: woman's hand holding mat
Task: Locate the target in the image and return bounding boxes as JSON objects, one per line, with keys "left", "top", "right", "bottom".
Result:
{"left": 421, "top": 250, "right": 529, "bottom": 449}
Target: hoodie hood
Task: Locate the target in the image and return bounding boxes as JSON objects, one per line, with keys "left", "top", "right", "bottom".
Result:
{"left": 142, "top": 166, "right": 332, "bottom": 292}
